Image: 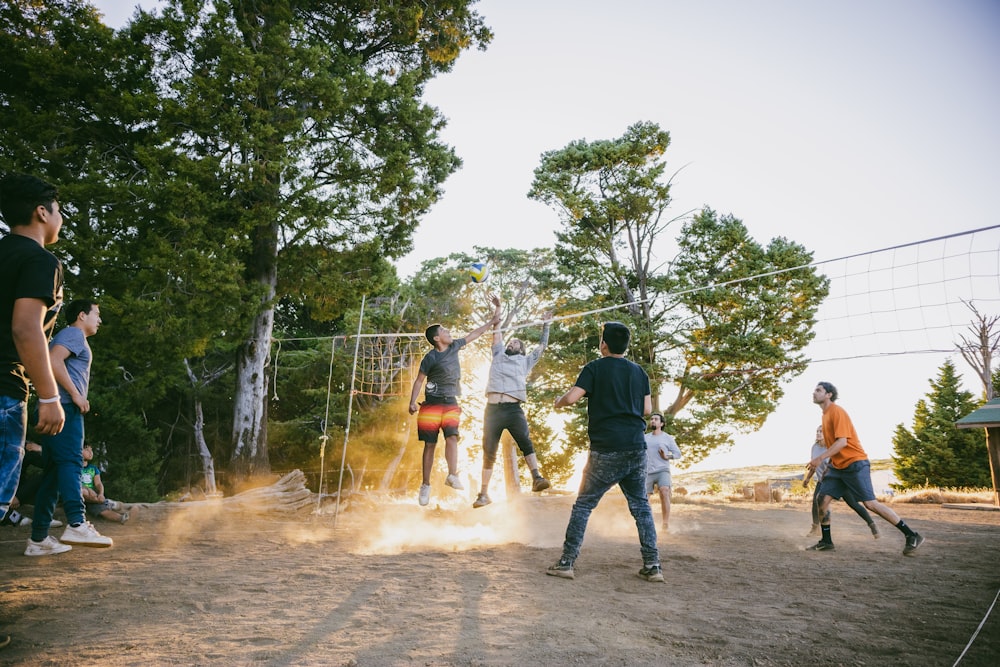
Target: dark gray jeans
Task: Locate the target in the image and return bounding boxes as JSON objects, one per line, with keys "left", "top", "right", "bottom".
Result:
{"left": 560, "top": 449, "right": 660, "bottom": 566}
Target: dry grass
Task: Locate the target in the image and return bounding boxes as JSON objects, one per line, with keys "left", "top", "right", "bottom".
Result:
{"left": 889, "top": 486, "right": 996, "bottom": 505}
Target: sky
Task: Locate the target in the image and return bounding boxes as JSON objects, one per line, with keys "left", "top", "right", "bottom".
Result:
{"left": 91, "top": 1, "right": 1000, "bottom": 473}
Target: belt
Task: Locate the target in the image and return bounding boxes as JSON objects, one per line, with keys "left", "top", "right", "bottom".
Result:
{"left": 486, "top": 393, "right": 521, "bottom": 404}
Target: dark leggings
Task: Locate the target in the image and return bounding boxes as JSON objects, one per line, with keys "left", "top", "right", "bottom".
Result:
{"left": 812, "top": 483, "right": 874, "bottom": 525}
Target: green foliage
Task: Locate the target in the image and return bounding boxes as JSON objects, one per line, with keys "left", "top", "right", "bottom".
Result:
{"left": 528, "top": 122, "right": 829, "bottom": 464}
{"left": 0, "top": 0, "right": 492, "bottom": 494}
{"left": 892, "top": 359, "right": 991, "bottom": 488}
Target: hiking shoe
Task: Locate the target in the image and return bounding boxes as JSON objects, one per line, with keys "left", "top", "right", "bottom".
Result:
{"left": 869, "top": 522, "right": 880, "bottom": 539}
{"left": 24, "top": 536, "right": 72, "bottom": 557}
{"left": 546, "top": 559, "right": 575, "bottom": 580}
{"left": 445, "top": 473, "right": 464, "bottom": 490}
{"left": 472, "top": 493, "right": 492, "bottom": 508}
{"left": 418, "top": 484, "right": 431, "bottom": 507}
{"left": 903, "top": 533, "right": 924, "bottom": 555}
{"left": 638, "top": 564, "right": 665, "bottom": 582}
{"left": 532, "top": 476, "right": 551, "bottom": 492}
{"left": 60, "top": 521, "right": 112, "bottom": 548}
{"left": 806, "top": 540, "right": 835, "bottom": 552}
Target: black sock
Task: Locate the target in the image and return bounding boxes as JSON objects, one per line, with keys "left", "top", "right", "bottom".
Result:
{"left": 531, "top": 469, "right": 543, "bottom": 479}
{"left": 821, "top": 525, "right": 832, "bottom": 543}
{"left": 895, "top": 520, "right": 915, "bottom": 537}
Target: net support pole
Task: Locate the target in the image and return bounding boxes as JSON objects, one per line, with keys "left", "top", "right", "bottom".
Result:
{"left": 333, "top": 294, "right": 366, "bottom": 528}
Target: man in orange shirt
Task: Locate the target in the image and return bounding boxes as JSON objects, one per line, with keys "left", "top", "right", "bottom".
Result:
{"left": 806, "top": 381, "right": 924, "bottom": 555}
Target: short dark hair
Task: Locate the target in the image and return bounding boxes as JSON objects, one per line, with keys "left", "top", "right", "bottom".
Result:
{"left": 601, "top": 321, "right": 630, "bottom": 354}
{"left": 0, "top": 173, "right": 59, "bottom": 228}
{"left": 649, "top": 412, "right": 664, "bottom": 425}
{"left": 817, "top": 381, "right": 838, "bottom": 401}
{"left": 425, "top": 324, "right": 442, "bottom": 346}
{"left": 65, "top": 299, "right": 98, "bottom": 326}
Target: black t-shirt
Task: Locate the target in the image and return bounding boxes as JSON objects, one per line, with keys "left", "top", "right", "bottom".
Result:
{"left": 0, "top": 234, "right": 63, "bottom": 400}
{"left": 574, "top": 356, "right": 651, "bottom": 452}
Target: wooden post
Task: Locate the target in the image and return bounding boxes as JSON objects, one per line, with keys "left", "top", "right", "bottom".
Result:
{"left": 987, "top": 427, "right": 1000, "bottom": 508}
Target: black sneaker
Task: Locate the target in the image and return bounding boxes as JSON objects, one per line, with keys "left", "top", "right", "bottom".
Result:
{"left": 546, "top": 558, "right": 574, "bottom": 579}
{"left": 806, "top": 540, "right": 835, "bottom": 552}
{"left": 903, "top": 533, "right": 924, "bottom": 555}
{"left": 638, "top": 564, "right": 664, "bottom": 582}
{"left": 532, "top": 476, "right": 551, "bottom": 492}
{"left": 869, "top": 522, "right": 880, "bottom": 539}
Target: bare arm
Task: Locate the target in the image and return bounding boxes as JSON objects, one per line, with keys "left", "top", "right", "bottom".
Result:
{"left": 12, "top": 298, "right": 64, "bottom": 435}
{"left": 408, "top": 372, "right": 427, "bottom": 414}
{"left": 554, "top": 386, "right": 586, "bottom": 409}
{"left": 465, "top": 294, "right": 502, "bottom": 344}
{"left": 50, "top": 344, "right": 89, "bottom": 414}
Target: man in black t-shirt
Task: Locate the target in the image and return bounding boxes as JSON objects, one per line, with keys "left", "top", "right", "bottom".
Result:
{"left": 547, "top": 321, "right": 663, "bottom": 583}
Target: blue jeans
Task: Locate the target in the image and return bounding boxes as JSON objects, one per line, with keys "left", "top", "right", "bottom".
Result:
{"left": 32, "top": 402, "right": 86, "bottom": 539}
{"left": 0, "top": 394, "right": 27, "bottom": 514}
{"left": 561, "top": 449, "right": 660, "bottom": 566}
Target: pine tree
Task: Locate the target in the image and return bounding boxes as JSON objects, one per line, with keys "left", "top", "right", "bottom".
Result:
{"left": 893, "top": 360, "right": 991, "bottom": 488}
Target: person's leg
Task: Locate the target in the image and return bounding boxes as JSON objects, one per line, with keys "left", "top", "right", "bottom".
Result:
{"left": 479, "top": 404, "right": 502, "bottom": 496}
{"left": 811, "top": 484, "right": 822, "bottom": 526}
{"left": 31, "top": 406, "right": 86, "bottom": 541}
{"left": 440, "top": 403, "right": 462, "bottom": 479}
{"left": 559, "top": 451, "right": 618, "bottom": 564}
{"left": 444, "top": 435, "right": 458, "bottom": 476}
{"left": 505, "top": 405, "right": 549, "bottom": 489}
{"left": 842, "top": 488, "right": 878, "bottom": 537}
{"left": 420, "top": 442, "right": 436, "bottom": 485}
{"left": 416, "top": 402, "right": 442, "bottom": 486}
{"left": 658, "top": 487, "right": 671, "bottom": 529}
{"left": 0, "top": 396, "right": 27, "bottom": 517}
{"left": 619, "top": 451, "right": 660, "bottom": 567}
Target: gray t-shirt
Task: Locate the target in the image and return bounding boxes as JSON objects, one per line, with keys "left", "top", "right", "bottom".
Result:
{"left": 49, "top": 325, "right": 91, "bottom": 403}
{"left": 418, "top": 338, "right": 467, "bottom": 398}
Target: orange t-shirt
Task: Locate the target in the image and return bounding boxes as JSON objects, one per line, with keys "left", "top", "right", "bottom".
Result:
{"left": 822, "top": 403, "right": 868, "bottom": 469}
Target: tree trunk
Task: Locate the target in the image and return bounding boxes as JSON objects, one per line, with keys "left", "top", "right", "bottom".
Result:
{"left": 380, "top": 444, "right": 407, "bottom": 492}
{"left": 231, "top": 217, "right": 278, "bottom": 477}
{"left": 192, "top": 398, "right": 218, "bottom": 496}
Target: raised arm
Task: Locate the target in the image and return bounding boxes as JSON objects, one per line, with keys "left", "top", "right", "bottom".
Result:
{"left": 464, "top": 293, "right": 502, "bottom": 344}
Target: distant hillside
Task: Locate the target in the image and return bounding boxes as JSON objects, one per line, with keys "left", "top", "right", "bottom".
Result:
{"left": 672, "top": 459, "right": 896, "bottom": 493}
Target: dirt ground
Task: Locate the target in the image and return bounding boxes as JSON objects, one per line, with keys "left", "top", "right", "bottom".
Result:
{"left": 1, "top": 490, "right": 998, "bottom": 667}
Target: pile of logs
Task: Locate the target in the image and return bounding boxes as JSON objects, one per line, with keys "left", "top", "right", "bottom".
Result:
{"left": 220, "top": 469, "right": 316, "bottom": 513}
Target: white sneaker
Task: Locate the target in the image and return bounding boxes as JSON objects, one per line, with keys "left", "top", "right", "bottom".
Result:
{"left": 445, "top": 473, "right": 464, "bottom": 491}
{"left": 18, "top": 518, "right": 62, "bottom": 527}
{"left": 418, "top": 484, "right": 431, "bottom": 506}
{"left": 60, "top": 521, "right": 113, "bottom": 548}
{"left": 24, "top": 536, "right": 72, "bottom": 557}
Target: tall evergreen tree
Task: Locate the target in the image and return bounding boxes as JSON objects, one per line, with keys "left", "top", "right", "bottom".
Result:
{"left": 893, "top": 359, "right": 990, "bottom": 488}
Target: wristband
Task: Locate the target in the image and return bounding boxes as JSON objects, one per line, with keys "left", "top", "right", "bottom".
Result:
{"left": 38, "top": 396, "right": 60, "bottom": 404}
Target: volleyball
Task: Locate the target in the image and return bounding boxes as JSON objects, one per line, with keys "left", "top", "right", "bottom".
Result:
{"left": 468, "top": 262, "right": 490, "bottom": 283}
